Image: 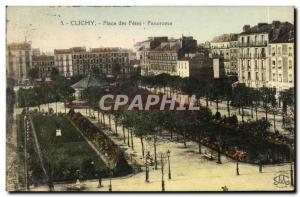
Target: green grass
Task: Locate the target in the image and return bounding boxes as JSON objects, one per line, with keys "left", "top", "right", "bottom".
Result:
{"left": 31, "top": 114, "right": 107, "bottom": 182}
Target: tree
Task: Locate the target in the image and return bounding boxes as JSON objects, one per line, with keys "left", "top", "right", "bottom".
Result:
{"left": 232, "top": 84, "right": 252, "bottom": 122}
{"left": 279, "top": 88, "right": 294, "bottom": 126}
{"left": 28, "top": 68, "right": 39, "bottom": 81}
{"left": 50, "top": 67, "right": 60, "bottom": 80}
{"left": 112, "top": 64, "right": 121, "bottom": 76}
{"left": 112, "top": 110, "right": 123, "bottom": 136}
{"left": 122, "top": 110, "right": 137, "bottom": 150}
{"left": 133, "top": 111, "right": 152, "bottom": 158}
{"left": 223, "top": 80, "right": 233, "bottom": 117}
{"left": 194, "top": 107, "right": 213, "bottom": 154}
{"left": 251, "top": 89, "right": 261, "bottom": 121}
{"left": 259, "top": 87, "right": 276, "bottom": 122}
{"left": 147, "top": 110, "right": 164, "bottom": 169}
{"left": 271, "top": 99, "right": 278, "bottom": 131}
{"left": 175, "top": 111, "right": 195, "bottom": 148}
{"left": 162, "top": 111, "right": 176, "bottom": 140}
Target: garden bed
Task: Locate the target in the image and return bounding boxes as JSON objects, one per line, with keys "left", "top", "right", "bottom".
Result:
{"left": 68, "top": 110, "right": 132, "bottom": 176}
{"left": 30, "top": 113, "right": 108, "bottom": 182}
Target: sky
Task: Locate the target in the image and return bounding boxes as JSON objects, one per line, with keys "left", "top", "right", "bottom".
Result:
{"left": 6, "top": 6, "right": 294, "bottom": 53}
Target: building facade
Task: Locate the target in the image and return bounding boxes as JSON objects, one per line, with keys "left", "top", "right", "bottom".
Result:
{"left": 137, "top": 36, "right": 197, "bottom": 76}
{"left": 143, "top": 50, "right": 178, "bottom": 76}
{"left": 6, "top": 42, "right": 32, "bottom": 82}
{"left": 238, "top": 30, "right": 269, "bottom": 88}
{"left": 176, "top": 60, "right": 190, "bottom": 78}
{"left": 54, "top": 47, "right": 86, "bottom": 77}
{"left": 237, "top": 21, "right": 294, "bottom": 95}
{"left": 176, "top": 53, "right": 214, "bottom": 80}
{"left": 268, "top": 43, "right": 294, "bottom": 93}
{"left": 72, "top": 48, "right": 132, "bottom": 76}
{"left": 210, "top": 34, "right": 238, "bottom": 76}
{"left": 32, "top": 55, "right": 55, "bottom": 78}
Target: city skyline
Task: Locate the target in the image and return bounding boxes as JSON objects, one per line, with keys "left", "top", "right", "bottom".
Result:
{"left": 7, "top": 6, "right": 294, "bottom": 52}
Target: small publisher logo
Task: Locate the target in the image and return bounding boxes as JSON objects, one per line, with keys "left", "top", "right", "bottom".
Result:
{"left": 273, "top": 171, "right": 290, "bottom": 188}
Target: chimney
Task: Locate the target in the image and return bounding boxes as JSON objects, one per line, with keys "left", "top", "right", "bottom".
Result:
{"left": 243, "top": 25, "right": 251, "bottom": 32}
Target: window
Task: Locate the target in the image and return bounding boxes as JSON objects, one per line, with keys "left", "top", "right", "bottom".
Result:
{"left": 272, "top": 47, "right": 276, "bottom": 56}
{"left": 256, "top": 72, "right": 259, "bottom": 80}
{"left": 278, "top": 74, "right": 282, "bottom": 82}
{"left": 288, "top": 47, "right": 293, "bottom": 56}
{"left": 278, "top": 47, "right": 282, "bottom": 56}
{"left": 261, "top": 48, "right": 266, "bottom": 57}
{"left": 261, "top": 35, "right": 265, "bottom": 42}
{"left": 289, "top": 74, "right": 293, "bottom": 83}
{"left": 289, "top": 60, "right": 293, "bottom": 69}
{"left": 273, "top": 73, "right": 276, "bottom": 81}
{"left": 278, "top": 60, "right": 282, "bottom": 69}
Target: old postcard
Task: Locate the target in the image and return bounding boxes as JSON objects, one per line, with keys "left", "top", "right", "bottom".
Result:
{"left": 6, "top": 6, "right": 295, "bottom": 192}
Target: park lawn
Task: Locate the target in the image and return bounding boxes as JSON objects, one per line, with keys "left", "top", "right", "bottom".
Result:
{"left": 31, "top": 114, "right": 107, "bottom": 182}
{"left": 17, "top": 114, "right": 46, "bottom": 185}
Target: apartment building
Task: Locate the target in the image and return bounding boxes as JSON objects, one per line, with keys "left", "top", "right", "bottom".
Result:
{"left": 237, "top": 21, "right": 294, "bottom": 92}
{"left": 72, "top": 47, "right": 132, "bottom": 76}
{"left": 54, "top": 47, "right": 86, "bottom": 77}
{"left": 268, "top": 42, "right": 294, "bottom": 93}
{"left": 137, "top": 36, "right": 197, "bottom": 76}
{"left": 6, "top": 42, "right": 32, "bottom": 83}
{"left": 32, "top": 55, "right": 55, "bottom": 78}
{"left": 210, "top": 34, "right": 238, "bottom": 76}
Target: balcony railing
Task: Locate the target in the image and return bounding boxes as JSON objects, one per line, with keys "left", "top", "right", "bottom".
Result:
{"left": 240, "top": 53, "right": 266, "bottom": 59}
{"left": 238, "top": 41, "right": 268, "bottom": 47}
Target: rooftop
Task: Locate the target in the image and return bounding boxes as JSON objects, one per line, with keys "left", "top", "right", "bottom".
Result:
{"left": 151, "top": 43, "right": 181, "bottom": 52}
{"left": 32, "top": 55, "right": 54, "bottom": 61}
{"left": 240, "top": 21, "right": 294, "bottom": 43}
{"left": 211, "top": 34, "right": 238, "bottom": 43}
{"left": 71, "top": 72, "right": 108, "bottom": 90}
{"left": 8, "top": 42, "right": 31, "bottom": 50}
{"left": 54, "top": 47, "right": 86, "bottom": 54}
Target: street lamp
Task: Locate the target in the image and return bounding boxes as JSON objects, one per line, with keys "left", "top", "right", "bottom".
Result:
{"left": 235, "top": 147, "right": 240, "bottom": 176}
{"left": 97, "top": 171, "right": 103, "bottom": 188}
{"left": 258, "top": 154, "right": 263, "bottom": 173}
{"left": 105, "top": 153, "right": 112, "bottom": 192}
{"left": 76, "top": 169, "right": 81, "bottom": 184}
{"left": 289, "top": 140, "right": 294, "bottom": 187}
{"left": 145, "top": 151, "right": 150, "bottom": 182}
{"left": 167, "top": 150, "right": 171, "bottom": 180}
{"left": 160, "top": 153, "right": 165, "bottom": 192}
{"left": 108, "top": 168, "right": 112, "bottom": 192}
{"left": 216, "top": 136, "right": 222, "bottom": 164}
